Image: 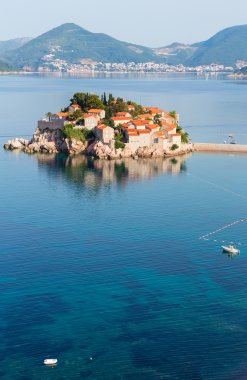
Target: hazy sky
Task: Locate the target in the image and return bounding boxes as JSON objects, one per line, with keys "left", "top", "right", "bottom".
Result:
{"left": 2, "top": 0, "right": 247, "bottom": 47}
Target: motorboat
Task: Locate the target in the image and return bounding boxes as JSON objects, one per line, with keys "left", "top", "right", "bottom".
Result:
{"left": 228, "top": 135, "right": 237, "bottom": 144}
{"left": 44, "top": 358, "right": 58, "bottom": 366}
{"left": 222, "top": 245, "right": 240, "bottom": 254}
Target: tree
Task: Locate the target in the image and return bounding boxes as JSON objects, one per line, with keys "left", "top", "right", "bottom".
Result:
{"left": 171, "top": 144, "right": 179, "bottom": 151}
{"left": 70, "top": 92, "right": 104, "bottom": 112}
{"left": 103, "top": 118, "right": 114, "bottom": 128}
{"left": 181, "top": 132, "right": 189, "bottom": 143}
{"left": 154, "top": 114, "right": 162, "bottom": 126}
{"left": 46, "top": 112, "right": 53, "bottom": 121}
{"left": 67, "top": 110, "right": 83, "bottom": 121}
{"left": 103, "top": 92, "right": 107, "bottom": 106}
{"left": 169, "top": 110, "right": 177, "bottom": 119}
{"left": 115, "top": 131, "right": 125, "bottom": 149}
{"left": 115, "top": 140, "right": 125, "bottom": 149}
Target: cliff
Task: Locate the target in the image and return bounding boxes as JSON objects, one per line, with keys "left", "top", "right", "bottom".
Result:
{"left": 4, "top": 128, "right": 194, "bottom": 159}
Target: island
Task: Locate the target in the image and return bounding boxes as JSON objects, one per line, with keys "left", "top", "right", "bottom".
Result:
{"left": 4, "top": 92, "right": 193, "bottom": 159}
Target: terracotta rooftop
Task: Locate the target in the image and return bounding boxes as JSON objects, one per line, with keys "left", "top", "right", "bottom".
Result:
{"left": 97, "top": 124, "right": 107, "bottom": 130}
{"left": 88, "top": 109, "right": 104, "bottom": 113}
{"left": 165, "top": 126, "right": 177, "bottom": 132}
{"left": 56, "top": 112, "right": 69, "bottom": 117}
{"left": 70, "top": 104, "right": 80, "bottom": 108}
{"left": 83, "top": 113, "right": 97, "bottom": 119}
{"left": 147, "top": 124, "right": 160, "bottom": 129}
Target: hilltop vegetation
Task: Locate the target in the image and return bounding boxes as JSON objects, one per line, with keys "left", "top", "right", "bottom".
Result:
{"left": 187, "top": 25, "right": 247, "bottom": 66}
{"left": 0, "top": 59, "right": 15, "bottom": 71}
{"left": 2, "top": 23, "right": 247, "bottom": 70}
{"left": 4, "top": 23, "right": 159, "bottom": 69}
{"left": 0, "top": 37, "right": 32, "bottom": 55}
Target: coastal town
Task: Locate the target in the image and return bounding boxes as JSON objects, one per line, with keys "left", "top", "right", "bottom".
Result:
{"left": 35, "top": 58, "right": 235, "bottom": 74}
{"left": 4, "top": 92, "right": 193, "bottom": 158}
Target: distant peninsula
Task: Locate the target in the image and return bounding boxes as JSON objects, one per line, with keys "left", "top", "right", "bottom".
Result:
{"left": 4, "top": 92, "right": 193, "bottom": 159}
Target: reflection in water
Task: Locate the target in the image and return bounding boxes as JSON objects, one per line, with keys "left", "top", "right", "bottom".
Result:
{"left": 36, "top": 154, "right": 190, "bottom": 192}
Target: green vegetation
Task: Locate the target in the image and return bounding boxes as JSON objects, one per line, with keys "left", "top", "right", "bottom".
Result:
{"left": 115, "top": 131, "right": 125, "bottom": 150}
{"left": 46, "top": 112, "right": 53, "bottom": 121}
{"left": 181, "top": 132, "right": 189, "bottom": 143}
{"left": 70, "top": 93, "right": 104, "bottom": 112}
{"left": 0, "top": 38, "right": 31, "bottom": 55}
{"left": 115, "top": 140, "right": 125, "bottom": 149}
{"left": 61, "top": 124, "right": 93, "bottom": 142}
{"left": 2, "top": 23, "right": 247, "bottom": 69}
{"left": 187, "top": 25, "right": 247, "bottom": 66}
{"left": 4, "top": 23, "right": 160, "bottom": 69}
{"left": 0, "top": 59, "right": 16, "bottom": 72}
{"left": 169, "top": 110, "right": 177, "bottom": 119}
{"left": 170, "top": 144, "right": 179, "bottom": 151}
{"left": 176, "top": 125, "right": 189, "bottom": 143}
{"left": 154, "top": 114, "right": 162, "bottom": 126}
{"left": 67, "top": 109, "right": 83, "bottom": 121}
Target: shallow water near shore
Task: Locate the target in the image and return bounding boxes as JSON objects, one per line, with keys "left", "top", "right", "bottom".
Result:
{"left": 1, "top": 74, "right": 247, "bottom": 379}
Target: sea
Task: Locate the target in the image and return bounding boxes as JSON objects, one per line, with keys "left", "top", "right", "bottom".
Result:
{"left": 1, "top": 73, "right": 247, "bottom": 379}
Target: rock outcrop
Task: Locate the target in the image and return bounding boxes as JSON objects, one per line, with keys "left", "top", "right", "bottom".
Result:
{"left": 4, "top": 138, "right": 29, "bottom": 150}
{"left": 87, "top": 141, "right": 132, "bottom": 159}
{"left": 4, "top": 128, "right": 194, "bottom": 159}
{"left": 4, "top": 128, "right": 87, "bottom": 155}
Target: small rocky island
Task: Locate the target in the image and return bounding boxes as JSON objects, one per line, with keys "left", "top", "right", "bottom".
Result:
{"left": 4, "top": 92, "right": 193, "bottom": 159}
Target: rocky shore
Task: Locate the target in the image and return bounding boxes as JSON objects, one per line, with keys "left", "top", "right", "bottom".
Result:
{"left": 4, "top": 128, "right": 194, "bottom": 159}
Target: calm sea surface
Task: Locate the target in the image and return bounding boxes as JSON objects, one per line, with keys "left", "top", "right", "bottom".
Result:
{"left": 1, "top": 73, "right": 247, "bottom": 379}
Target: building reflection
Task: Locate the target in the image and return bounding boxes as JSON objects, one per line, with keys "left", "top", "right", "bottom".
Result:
{"left": 36, "top": 153, "right": 190, "bottom": 192}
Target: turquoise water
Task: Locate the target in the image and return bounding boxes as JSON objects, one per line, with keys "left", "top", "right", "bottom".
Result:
{"left": 1, "top": 74, "right": 247, "bottom": 379}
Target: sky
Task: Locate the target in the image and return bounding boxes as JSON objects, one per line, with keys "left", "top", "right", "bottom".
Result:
{"left": 2, "top": 0, "right": 247, "bottom": 47}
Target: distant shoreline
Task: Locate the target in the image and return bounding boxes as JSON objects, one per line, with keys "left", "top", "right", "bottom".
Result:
{"left": 0, "top": 70, "right": 233, "bottom": 76}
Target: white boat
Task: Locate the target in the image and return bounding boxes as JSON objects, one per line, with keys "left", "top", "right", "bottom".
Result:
{"left": 44, "top": 358, "right": 58, "bottom": 366}
{"left": 222, "top": 245, "right": 240, "bottom": 254}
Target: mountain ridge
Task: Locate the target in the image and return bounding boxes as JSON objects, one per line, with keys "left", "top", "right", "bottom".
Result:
{"left": 2, "top": 23, "right": 247, "bottom": 70}
{"left": 3, "top": 23, "right": 160, "bottom": 69}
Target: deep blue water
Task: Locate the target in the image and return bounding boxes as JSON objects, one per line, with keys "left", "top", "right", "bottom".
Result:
{"left": 1, "top": 74, "right": 247, "bottom": 379}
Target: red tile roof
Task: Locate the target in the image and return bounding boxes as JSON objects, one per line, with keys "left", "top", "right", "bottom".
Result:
{"left": 112, "top": 117, "right": 132, "bottom": 121}
{"left": 126, "top": 129, "right": 138, "bottom": 133}
{"left": 132, "top": 120, "right": 148, "bottom": 126}
{"left": 147, "top": 124, "right": 160, "bottom": 129}
{"left": 56, "top": 112, "right": 69, "bottom": 117}
{"left": 122, "top": 123, "right": 132, "bottom": 128}
{"left": 138, "top": 130, "right": 151, "bottom": 134}
{"left": 89, "top": 109, "right": 104, "bottom": 112}
{"left": 70, "top": 104, "right": 80, "bottom": 108}
{"left": 97, "top": 124, "right": 107, "bottom": 130}
{"left": 156, "top": 131, "right": 165, "bottom": 137}
{"left": 116, "top": 112, "right": 130, "bottom": 116}
{"left": 138, "top": 114, "right": 152, "bottom": 119}
{"left": 128, "top": 132, "right": 139, "bottom": 136}
{"left": 164, "top": 126, "right": 177, "bottom": 132}
{"left": 83, "top": 113, "right": 97, "bottom": 119}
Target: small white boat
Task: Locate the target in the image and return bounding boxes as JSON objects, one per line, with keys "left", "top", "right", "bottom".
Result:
{"left": 44, "top": 358, "right": 58, "bottom": 366}
{"left": 222, "top": 245, "right": 240, "bottom": 254}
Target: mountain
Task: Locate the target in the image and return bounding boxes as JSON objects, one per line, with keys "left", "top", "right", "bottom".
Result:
{"left": 0, "top": 37, "right": 32, "bottom": 55}
{"left": 154, "top": 42, "right": 200, "bottom": 65}
{"left": 0, "top": 59, "right": 15, "bottom": 71}
{"left": 2, "top": 23, "right": 247, "bottom": 70}
{"left": 4, "top": 23, "right": 160, "bottom": 69}
{"left": 187, "top": 25, "right": 247, "bottom": 66}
